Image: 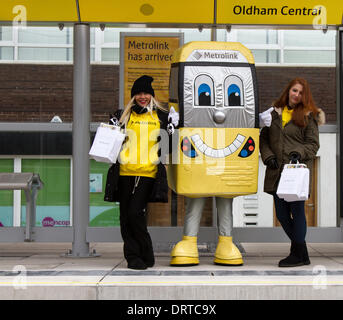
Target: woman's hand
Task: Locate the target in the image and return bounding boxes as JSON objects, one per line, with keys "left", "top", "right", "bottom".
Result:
{"left": 289, "top": 151, "right": 301, "bottom": 164}
{"left": 266, "top": 157, "right": 279, "bottom": 169}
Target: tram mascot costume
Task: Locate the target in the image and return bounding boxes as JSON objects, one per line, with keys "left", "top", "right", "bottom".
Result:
{"left": 167, "top": 42, "right": 262, "bottom": 266}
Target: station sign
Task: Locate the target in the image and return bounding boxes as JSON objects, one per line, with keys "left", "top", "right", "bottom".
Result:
{"left": 217, "top": 0, "right": 342, "bottom": 26}
{"left": 0, "top": 0, "right": 341, "bottom": 26}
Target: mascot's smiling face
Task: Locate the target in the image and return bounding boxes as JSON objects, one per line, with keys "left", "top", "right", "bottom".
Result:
{"left": 179, "top": 62, "right": 257, "bottom": 160}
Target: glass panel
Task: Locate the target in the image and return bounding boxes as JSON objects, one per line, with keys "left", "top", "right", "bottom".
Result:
{"left": 18, "top": 47, "right": 72, "bottom": 61}
{"left": 21, "top": 159, "right": 71, "bottom": 227}
{"left": 101, "top": 48, "right": 119, "bottom": 62}
{"left": 183, "top": 28, "right": 211, "bottom": 43}
{"left": 0, "top": 27, "right": 13, "bottom": 41}
{"left": 104, "top": 28, "right": 149, "bottom": 43}
{"left": 89, "top": 160, "right": 120, "bottom": 226}
{"left": 216, "top": 29, "right": 228, "bottom": 42}
{"left": 66, "top": 27, "right": 73, "bottom": 44}
{"left": 0, "top": 47, "right": 14, "bottom": 60}
{"left": 251, "top": 49, "right": 279, "bottom": 63}
{"left": 91, "top": 48, "right": 95, "bottom": 61}
{"left": 284, "top": 30, "right": 336, "bottom": 47}
{"left": 236, "top": 29, "right": 278, "bottom": 44}
{"left": 18, "top": 27, "right": 69, "bottom": 44}
{"left": 104, "top": 28, "right": 120, "bottom": 43}
{"left": 90, "top": 28, "right": 95, "bottom": 45}
{"left": 0, "top": 159, "right": 14, "bottom": 227}
{"left": 284, "top": 50, "right": 335, "bottom": 63}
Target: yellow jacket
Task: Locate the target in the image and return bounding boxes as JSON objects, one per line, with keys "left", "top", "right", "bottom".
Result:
{"left": 119, "top": 109, "right": 160, "bottom": 178}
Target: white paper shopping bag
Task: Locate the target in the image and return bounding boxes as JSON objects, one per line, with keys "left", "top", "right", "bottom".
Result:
{"left": 276, "top": 163, "right": 309, "bottom": 202}
{"left": 89, "top": 123, "right": 125, "bottom": 163}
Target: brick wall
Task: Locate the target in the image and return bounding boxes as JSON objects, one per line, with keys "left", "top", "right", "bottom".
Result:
{"left": 256, "top": 66, "right": 337, "bottom": 123}
{"left": 0, "top": 64, "right": 337, "bottom": 123}
{"left": 0, "top": 64, "right": 118, "bottom": 122}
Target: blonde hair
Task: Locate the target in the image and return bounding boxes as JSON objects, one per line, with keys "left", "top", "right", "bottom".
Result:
{"left": 119, "top": 95, "right": 166, "bottom": 127}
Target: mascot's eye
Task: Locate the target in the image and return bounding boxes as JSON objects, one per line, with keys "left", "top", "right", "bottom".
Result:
{"left": 194, "top": 74, "right": 214, "bottom": 106}
{"left": 198, "top": 84, "right": 211, "bottom": 106}
{"left": 228, "top": 84, "right": 241, "bottom": 106}
{"left": 224, "top": 75, "right": 244, "bottom": 107}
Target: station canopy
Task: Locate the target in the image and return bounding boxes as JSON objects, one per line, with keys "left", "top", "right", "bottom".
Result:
{"left": 0, "top": 0, "right": 341, "bottom": 27}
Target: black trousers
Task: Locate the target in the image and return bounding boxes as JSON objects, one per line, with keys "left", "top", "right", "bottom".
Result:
{"left": 118, "top": 175, "right": 155, "bottom": 264}
{"left": 273, "top": 193, "right": 307, "bottom": 243}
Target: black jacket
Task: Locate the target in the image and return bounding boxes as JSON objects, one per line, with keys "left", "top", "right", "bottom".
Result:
{"left": 104, "top": 107, "right": 169, "bottom": 203}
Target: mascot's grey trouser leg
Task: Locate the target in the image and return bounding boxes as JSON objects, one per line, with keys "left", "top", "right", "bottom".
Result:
{"left": 183, "top": 197, "right": 233, "bottom": 236}
{"left": 170, "top": 197, "right": 205, "bottom": 266}
{"left": 214, "top": 197, "right": 243, "bottom": 266}
{"left": 183, "top": 197, "right": 206, "bottom": 236}
{"left": 216, "top": 197, "right": 233, "bottom": 237}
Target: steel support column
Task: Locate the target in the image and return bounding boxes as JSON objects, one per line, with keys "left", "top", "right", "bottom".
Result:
{"left": 338, "top": 28, "right": 343, "bottom": 223}
{"left": 70, "top": 23, "right": 94, "bottom": 257}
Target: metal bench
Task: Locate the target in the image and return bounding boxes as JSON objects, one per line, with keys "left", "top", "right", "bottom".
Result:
{"left": 0, "top": 173, "right": 44, "bottom": 241}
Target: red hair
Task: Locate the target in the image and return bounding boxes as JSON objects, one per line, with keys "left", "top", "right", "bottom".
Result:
{"left": 274, "top": 78, "right": 319, "bottom": 127}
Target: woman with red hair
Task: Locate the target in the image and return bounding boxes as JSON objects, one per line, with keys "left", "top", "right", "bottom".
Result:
{"left": 260, "top": 78, "right": 325, "bottom": 267}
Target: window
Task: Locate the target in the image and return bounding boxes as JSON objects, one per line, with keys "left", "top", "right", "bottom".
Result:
{"left": 227, "top": 28, "right": 336, "bottom": 65}
{"left": 0, "top": 26, "right": 337, "bottom": 65}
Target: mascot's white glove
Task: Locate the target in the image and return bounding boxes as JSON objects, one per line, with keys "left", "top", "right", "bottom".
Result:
{"left": 259, "top": 107, "right": 273, "bottom": 128}
{"left": 167, "top": 106, "right": 179, "bottom": 134}
{"left": 168, "top": 106, "right": 179, "bottom": 127}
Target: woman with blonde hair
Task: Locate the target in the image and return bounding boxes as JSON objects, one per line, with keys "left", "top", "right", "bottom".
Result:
{"left": 260, "top": 77, "right": 325, "bottom": 267}
{"left": 104, "top": 75, "right": 169, "bottom": 270}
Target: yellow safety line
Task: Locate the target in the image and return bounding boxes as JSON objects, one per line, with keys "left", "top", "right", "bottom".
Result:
{"left": 1, "top": 280, "right": 343, "bottom": 286}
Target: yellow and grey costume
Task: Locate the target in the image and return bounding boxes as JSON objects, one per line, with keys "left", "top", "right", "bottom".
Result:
{"left": 167, "top": 42, "right": 260, "bottom": 266}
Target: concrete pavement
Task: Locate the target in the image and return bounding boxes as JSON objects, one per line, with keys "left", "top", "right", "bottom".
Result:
{"left": 0, "top": 242, "right": 343, "bottom": 300}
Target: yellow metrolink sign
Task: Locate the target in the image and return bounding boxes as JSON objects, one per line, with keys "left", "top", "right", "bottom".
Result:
{"left": 122, "top": 34, "right": 182, "bottom": 107}
{"left": 0, "top": 0, "right": 79, "bottom": 23}
{"left": 217, "top": 0, "right": 342, "bottom": 26}
{"left": 79, "top": 0, "right": 214, "bottom": 24}
{"left": 0, "top": 0, "right": 341, "bottom": 26}
{"left": 0, "top": 0, "right": 214, "bottom": 24}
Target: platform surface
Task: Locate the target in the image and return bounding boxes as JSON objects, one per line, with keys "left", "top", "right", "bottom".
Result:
{"left": 0, "top": 242, "right": 342, "bottom": 300}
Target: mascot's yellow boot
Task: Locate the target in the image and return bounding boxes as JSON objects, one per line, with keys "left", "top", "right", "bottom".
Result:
{"left": 170, "top": 236, "right": 199, "bottom": 266}
{"left": 214, "top": 236, "right": 244, "bottom": 266}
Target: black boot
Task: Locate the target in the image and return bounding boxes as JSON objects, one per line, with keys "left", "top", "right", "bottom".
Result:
{"left": 127, "top": 257, "right": 147, "bottom": 270}
{"left": 302, "top": 242, "right": 311, "bottom": 265}
{"left": 143, "top": 256, "right": 155, "bottom": 268}
{"left": 278, "top": 242, "right": 305, "bottom": 267}
{"left": 142, "top": 247, "right": 155, "bottom": 268}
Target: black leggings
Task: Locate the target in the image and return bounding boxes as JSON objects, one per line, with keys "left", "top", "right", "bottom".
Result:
{"left": 273, "top": 193, "right": 307, "bottom": 243}
{"left": 118, "top": 175, "right": 155, "bottom": 264}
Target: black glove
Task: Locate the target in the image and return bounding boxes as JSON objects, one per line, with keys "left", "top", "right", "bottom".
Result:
{"left": 109, "top": 113, "right": 119, "bottom": 126}
{"left": 289, "top": 151, "right": 301, "bottom": 164}
{"left": 266, "top": 157, "right": 279, "bottom": 169}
